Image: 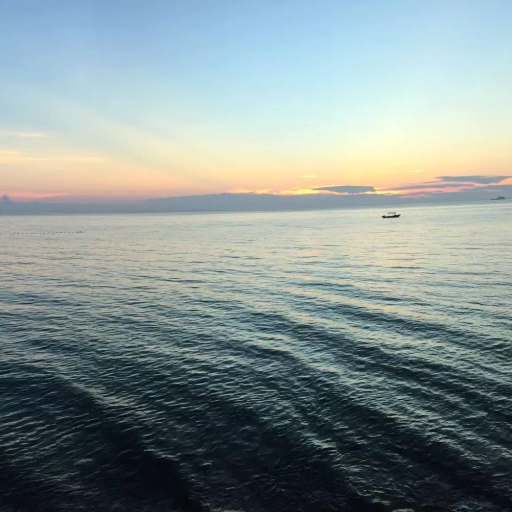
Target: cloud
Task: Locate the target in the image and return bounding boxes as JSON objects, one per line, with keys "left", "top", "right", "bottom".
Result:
{"left": 436, "top": 175, "right": 511, "bottom": 184}
{"left": 388, "top": 175, "right": 512, "bottom": 195}
{"left": 0, "top": 149, "right": 105, "bottom": 164}
{"left": 313, "top": 185, "right": 376, "bottom": 194}
{"left": 391, "top": 182, "right": 472, "bottom": 191}
{"left": 302, "top": 174, "right": 319, "bottom": 178}
{"left": 0, "top": 130, "right": 49, "bottom": 138}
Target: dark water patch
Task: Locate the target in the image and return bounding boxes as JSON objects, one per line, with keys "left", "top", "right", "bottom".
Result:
{"left": 0, "top": 445, "right": 65, "bottom": 512}
{"left": 0, "top": 369, "right": 210, "bottom": 511}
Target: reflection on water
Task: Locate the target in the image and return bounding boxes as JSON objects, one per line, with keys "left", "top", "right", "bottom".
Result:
{"left": 0, "top": 203, "right": 511, "bottom": 511}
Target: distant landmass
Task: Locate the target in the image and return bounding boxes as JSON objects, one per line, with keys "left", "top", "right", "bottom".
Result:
{"left": 1, "top": 186, "right": 511, "bottom": 214}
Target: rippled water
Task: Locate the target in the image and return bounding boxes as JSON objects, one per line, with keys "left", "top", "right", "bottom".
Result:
{"left": 0, "top": 203, "right": 511, "bottom": 512}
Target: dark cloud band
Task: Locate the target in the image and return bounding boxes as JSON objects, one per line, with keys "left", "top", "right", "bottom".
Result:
{"left": 436, "top": 175, "right": 511, "bottom": 184}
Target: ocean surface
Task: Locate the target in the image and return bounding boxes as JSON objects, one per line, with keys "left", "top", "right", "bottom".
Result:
{"left": 0, "top": 202, "right": 511, "bottom": 512}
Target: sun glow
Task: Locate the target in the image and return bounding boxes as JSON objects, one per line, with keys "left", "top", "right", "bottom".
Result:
{"left": 278, "top": 188, "right": 325, "bottom": 196}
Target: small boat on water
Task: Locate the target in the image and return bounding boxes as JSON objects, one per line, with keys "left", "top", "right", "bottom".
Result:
{"left": 491, "top": 196, "right": 506, "bottom": 200}
{"left": 382, "top": 212, "right": 400, "bottom": 218}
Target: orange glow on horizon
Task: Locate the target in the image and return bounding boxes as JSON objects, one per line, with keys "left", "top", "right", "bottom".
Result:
{"left": 278, "top": 188, "right": 324, "bottom": 196}
{"left": 2, "top": 192, "right": 69, "bottom": 202}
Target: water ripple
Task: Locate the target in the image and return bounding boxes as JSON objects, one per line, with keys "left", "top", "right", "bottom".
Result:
{"left": 0, "top": 206, "right": 511, "bottom": 511}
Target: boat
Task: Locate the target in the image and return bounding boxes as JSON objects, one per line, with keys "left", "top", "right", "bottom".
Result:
{"left": 382, "top": 212, "right": 400, "bottom": 218}
{"left": 491, "top": 196, "right": 506, "bottom": 200}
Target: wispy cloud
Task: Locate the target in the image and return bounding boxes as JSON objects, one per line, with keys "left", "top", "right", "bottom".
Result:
{"left": 390, "top": 183, "right": 471, "bottom": 191}
{"left": 436, "top": 175, "right": 511, "bottom": 184}
{"left": 313, "top": 185, "right": 376, "bottom": 195}
{"left": 0, "top": 130, "right": 50, "bottom": 138}
{"left": 0, "top": 149, "right": 105, "bottom": 163}
{"left": 388, "top": 175, "right": 512, "bottom": 195}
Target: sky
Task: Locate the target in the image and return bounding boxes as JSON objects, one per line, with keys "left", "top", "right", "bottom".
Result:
{"left": 1, "top": 0, "right": 512, "bottom": 202}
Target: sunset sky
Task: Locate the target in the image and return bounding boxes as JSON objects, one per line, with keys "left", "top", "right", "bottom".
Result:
{"left": 1, "top": 0, "right": 512, "bottom": 201}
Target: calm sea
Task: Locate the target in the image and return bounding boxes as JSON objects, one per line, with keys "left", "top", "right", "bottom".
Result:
{"left": 0, "top": 203, "right": 511, "bottom": 512}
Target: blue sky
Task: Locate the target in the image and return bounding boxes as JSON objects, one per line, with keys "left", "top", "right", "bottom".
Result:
{"left": 1, "top": 0, "right": 512, "bottom": 200}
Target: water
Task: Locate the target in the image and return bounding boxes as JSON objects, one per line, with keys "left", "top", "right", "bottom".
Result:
{"left": 0, "top": 203, "right": 511, "bottom": 512}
